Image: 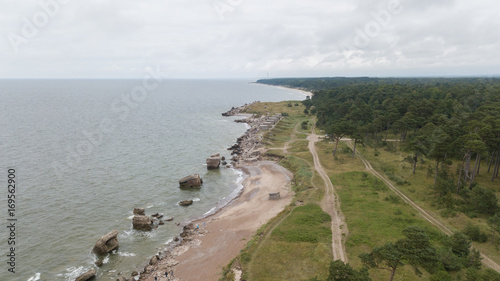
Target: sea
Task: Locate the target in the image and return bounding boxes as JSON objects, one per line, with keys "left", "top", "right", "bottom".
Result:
{"left": 0, "top": 79, "right": 305, "bottom": 281}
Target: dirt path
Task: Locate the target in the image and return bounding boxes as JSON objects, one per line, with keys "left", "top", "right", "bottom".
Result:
{"left": 346, "top": 141, "right": 500, "bottom": 272}
{"left": 267, "top": 122, "right": 302, "bottom": 154}
{"left": 307, "top": 132, "right": 347, "bottom": 262}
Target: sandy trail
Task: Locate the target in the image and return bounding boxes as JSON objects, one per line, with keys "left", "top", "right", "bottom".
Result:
{"left": 346, "top": 141, "right": 500, "bottom": 272}
{"left": 143, "top": 161, "right": 293, "bottom": 281}
{"left": 307, "top": 132, "right": 347, "bottom": 262}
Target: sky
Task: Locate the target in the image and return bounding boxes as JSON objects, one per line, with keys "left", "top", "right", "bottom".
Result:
{"left": 1, "top": 0, "right": 499, "bottom": 79}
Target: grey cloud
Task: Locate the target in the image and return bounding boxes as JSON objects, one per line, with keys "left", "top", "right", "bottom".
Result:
{"left": 0, "top": 0, "right": 499, "bottom": 78}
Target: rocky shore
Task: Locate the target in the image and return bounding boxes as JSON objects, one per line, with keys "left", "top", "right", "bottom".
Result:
{"left": 224, "top": 104, "right": 282, "bottom": 167}
{"left": 124, "top": 103, "right": 288, "bottom": 281}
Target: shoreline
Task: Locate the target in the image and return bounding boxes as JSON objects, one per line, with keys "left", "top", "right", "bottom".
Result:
{"left": 252, "top": 82, "right": 314, "bottom": 97}
{"left": 131, "top": 104, "right": 293, "bottom": 281}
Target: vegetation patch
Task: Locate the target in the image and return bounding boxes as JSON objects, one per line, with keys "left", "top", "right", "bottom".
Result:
{"left": 272, "top": 204, "right": 331, "bottom": 243}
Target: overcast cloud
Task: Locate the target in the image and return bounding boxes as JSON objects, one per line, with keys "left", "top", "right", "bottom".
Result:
{"left": 1, "top": 0, "right": 499, "bottom": 78}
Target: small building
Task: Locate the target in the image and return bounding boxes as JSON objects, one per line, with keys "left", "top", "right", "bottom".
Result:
{"left": 269, "top": 192, "right": 281, "bottom": 200}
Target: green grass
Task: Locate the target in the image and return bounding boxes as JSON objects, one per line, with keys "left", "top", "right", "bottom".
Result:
{"left": 279, "top": 156, "right": 313, "bottom": 193}
{"left": 358, "top": 143, "right": 500, "bottom": 266}
{"left": 271, "top": 204, "right": 331, "bottom": 243}
{"left": 333, "top": 171, "right": 443, "bottom": 280}
{"left": 289, "top": 140, "right": 309, "bottom": 153}
{"left": 249, "top": 204, "right": 332, "bottom": 281}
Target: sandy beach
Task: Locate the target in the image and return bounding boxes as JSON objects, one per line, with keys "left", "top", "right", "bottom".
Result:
{"left": 137, "top": 161, "right": 293, "bottom": 281}
{"left": 253, "top": 82, "right": 314, "bottom": 97}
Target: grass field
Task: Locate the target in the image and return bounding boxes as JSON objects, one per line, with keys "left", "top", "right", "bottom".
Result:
{"left": 358, "top": 142, "right": 500, "bottom": 267}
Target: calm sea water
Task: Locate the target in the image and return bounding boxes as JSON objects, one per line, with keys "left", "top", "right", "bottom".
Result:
{"left": 0, "top": 79, "right": 304, "bottom": 281}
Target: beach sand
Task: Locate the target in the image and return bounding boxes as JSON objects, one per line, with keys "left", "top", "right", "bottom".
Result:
{"left": 141, "top": 161, "right": 293, "bottom": 281}
{"left": 253, "top": 82, "right": 313, "bottom": 97}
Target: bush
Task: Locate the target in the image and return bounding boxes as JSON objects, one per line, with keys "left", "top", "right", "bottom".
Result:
{"left": 468, "top": 186, "right": 499, "bottom": 215}
{"left": 342, "top": 147, "right": 353, "bottom": 154}
{"left": 463, "top": 223, "right": 488, "bottom": 243}
{"left": 384, "top": 195, "right": 401, "bottom": 204}
{"left": 450, "top": 232, "right": 471, "bottom": 258}
{"left": 327, "top": 260, "right": 371, "bottom": 281}
{"left": 301, "top": 121, "right": 309, "bottom": 130}
{"left": 438, "top": 247, "right": 462, "bottom": 271}
{"left": 430, "top": 271, "right": 452, "bottom": 281}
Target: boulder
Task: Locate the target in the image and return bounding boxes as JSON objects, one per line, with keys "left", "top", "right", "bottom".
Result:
{"left": 206, "top": 156, "right": 221, "bottom": 169}
{"left": 132, "top": 215, "right": 153, "bottom": 231}
{"left": 133, "top": 208, "right": 145, "bottom": 215}
{"left": 93, "top": 230, "right": 119, "bottom": 256}
{"left": 75, "top": 269, "right": 96, "bottom": 281}
{"left": 149, "top": 255, "right": 159, "bottom": 265}
{"left": 179, "top": 200, "right": 193, "bottom": 206}
{"left": 165, "top": 217, "right": 174, "bottom": 221}
{"left": 179, "top": 174, "right": 203, "bottom": 188}
{"left": 95, "top": 259, "right": 103, "bottom": 267}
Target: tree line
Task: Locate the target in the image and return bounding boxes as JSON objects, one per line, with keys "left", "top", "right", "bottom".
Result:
{"left": 259, "top": 77, "right": 500, "bottom": 190}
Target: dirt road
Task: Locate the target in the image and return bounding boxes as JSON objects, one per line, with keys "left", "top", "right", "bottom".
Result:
{"left": 346, "top": 141, "right": 500, "bottom": 272}
{"left": 307, "top": 132, "right": 347, "bottom": 262}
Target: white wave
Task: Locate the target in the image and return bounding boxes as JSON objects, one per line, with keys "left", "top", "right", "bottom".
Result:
{"left": 235, "top": 169, "right": 245, "bottom": 184}
{"left": 146, "top": 205, "right": 153, "bottom": 208}
{"left": 27, "top": 273, "right": 41, "bottom": 281}
{"left": 57, "top": 266, "right": 90, "bottom": 280}
{"left": 203, "top": 206, "right": 217, "bottom": 216}
{"left": 164, "top": 237, "right": 173, "bottom": 245}
{"left": 192, "top": 197, "right": 201, "bottom": 202}
{"left": 127, "top": 215, "right": 134, "bottom": 219}
{"left": 103, "top": 256, "right": 110, "bottom": 264}
{"left": 118, "top": 251, "right": 136, "bottom": 257}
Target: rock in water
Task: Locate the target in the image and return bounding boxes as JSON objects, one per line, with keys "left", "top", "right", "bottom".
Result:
{"left": 133, "top": 208, "right": 145, "bottom": 215}
{"left": 206, "top": 157, "right": 221, "bottom": 169}
{"left": 92, "top": 230, "right": 119, "bottom": 256}
{"left": 133, "top": 215, "right": 153, "bottom": 231}
{"left": 95, "top": 259, "right": 103, "bottom": 266}
{"left": 75, "top": 269, "right": 96, "bottom": 281}
{"left": 179, "top": 200, "right": 193, "bottom": 206}
{"left": 179, "top": 174, "right": 203, "bottom": 188}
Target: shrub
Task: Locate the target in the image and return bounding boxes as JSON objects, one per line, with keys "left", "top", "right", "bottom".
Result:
{"left": 468, "top": 186, "right": 499, "bottom": 215}
{"left": 384, "top": 195, "right": 401, "bottom": 204}
{"left": 430, "top": 271, "right": 452, "bottom": 281}
{"left": 463, "top": 223, "right": 488, "bottom": 243}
